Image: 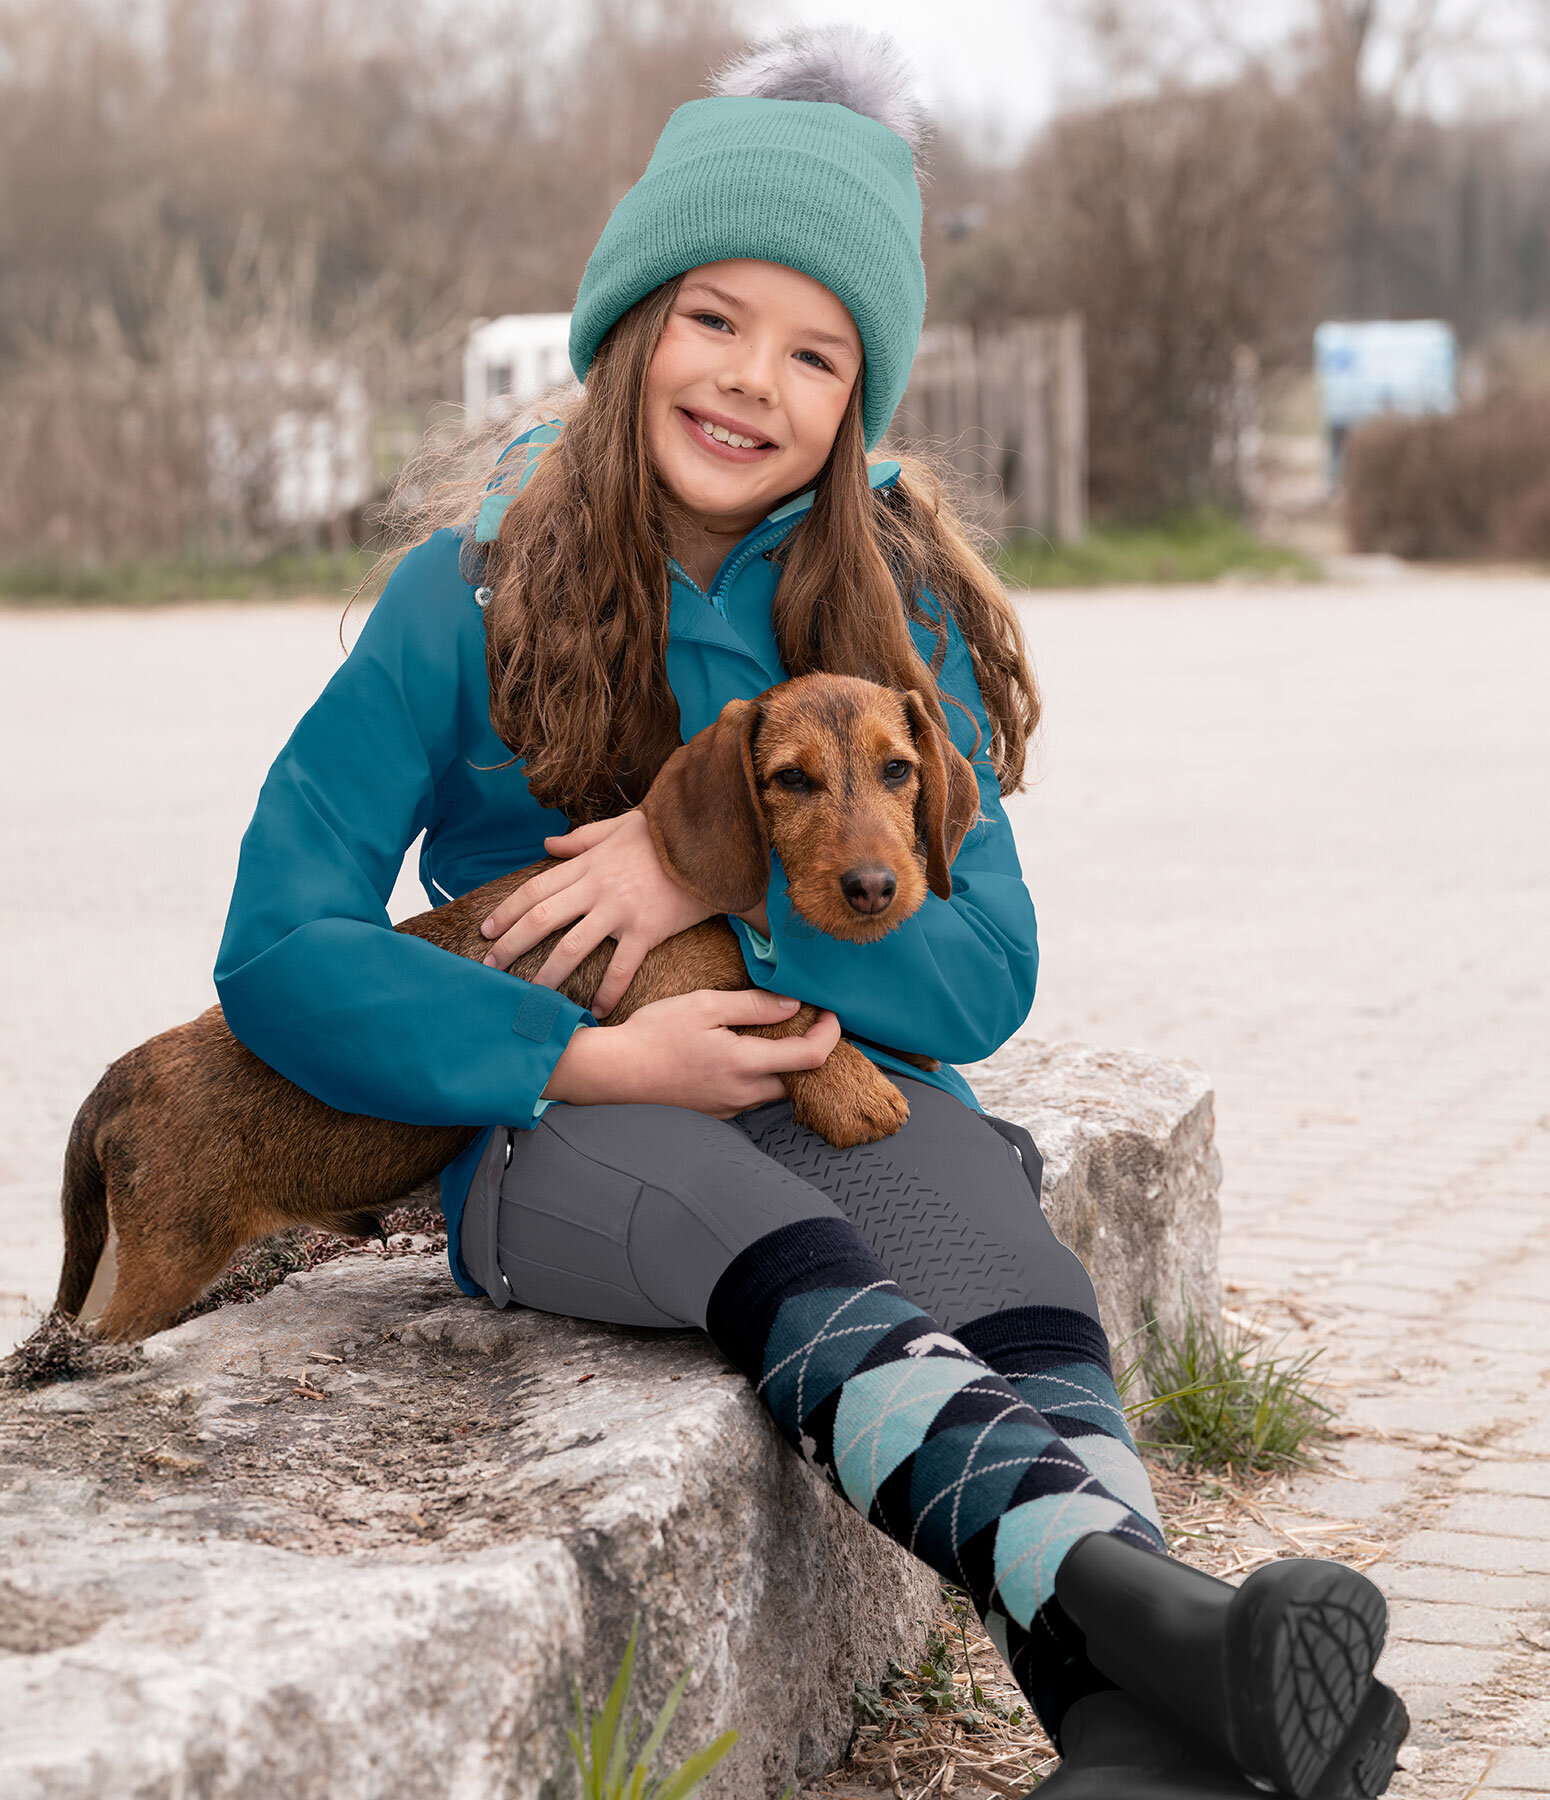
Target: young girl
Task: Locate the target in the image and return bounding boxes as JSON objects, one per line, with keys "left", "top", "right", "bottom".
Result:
{"left": 213, "top": 30, "right": 1406, "bottom": 1799}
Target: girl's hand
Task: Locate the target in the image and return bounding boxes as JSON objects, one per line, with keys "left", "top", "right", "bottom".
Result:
{"left": 541, "top": 989, "right": 842, "bottom": 1117}
{"left": 479, "top": 809, "right": 718, "bottom": 1018}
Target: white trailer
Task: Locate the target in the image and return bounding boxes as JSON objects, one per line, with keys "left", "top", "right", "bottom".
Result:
{"left": 463, "top": 313, "right": 577, "bottom": 426}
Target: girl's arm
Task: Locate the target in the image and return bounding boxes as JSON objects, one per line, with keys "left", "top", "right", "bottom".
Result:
{"left": 213, "top": 531, "right": 596, "bottom": 1127}
{"left": 727, "top": 596, "right": 1038, "bottom": 1067}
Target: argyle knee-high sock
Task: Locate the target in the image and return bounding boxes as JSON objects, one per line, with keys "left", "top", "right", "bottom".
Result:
{"left": 957, "top": 1306, "right": 1168, "bottom": 1547}
{"left": 705, "top": 1216, "right": 1165, "bottom": 1742}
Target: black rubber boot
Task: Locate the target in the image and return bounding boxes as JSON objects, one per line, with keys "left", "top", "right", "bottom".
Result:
{"left": 1053, "top": 1531, "right": 1391, "bottom": 1798}
{"left": 1312, "top": 1681, "right": 1410, "bottom": 1798}
{"left": 1032, "top": 1683, "right": 1409, "bottom": 1799}
{"left": 1034, "top": 1690, "right": 1279, "bottom": 1797}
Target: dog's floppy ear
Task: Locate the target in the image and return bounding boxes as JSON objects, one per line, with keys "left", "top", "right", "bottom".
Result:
{"left": 640, "top": 697, "right": 770, "bottom": 912}
{"left": 904, "top": 689, "right": 983, "bottom": 900}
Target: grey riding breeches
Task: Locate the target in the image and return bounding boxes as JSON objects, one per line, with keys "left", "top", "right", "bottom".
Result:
{"left": 457, "top": 1071, "right": 1100, "bottom": 1335}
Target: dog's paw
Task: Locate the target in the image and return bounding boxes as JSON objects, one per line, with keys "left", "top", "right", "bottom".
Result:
{"left": 787, "top": 1044, "right": 911, "bottom": 1147}
{"left": 822, "top": 1081, "right": 910, "bottom": 1147}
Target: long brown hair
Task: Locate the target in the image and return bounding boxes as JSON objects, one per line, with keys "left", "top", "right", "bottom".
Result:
{"left": 370, "top": 281, "right": 1041, "bottom": 825}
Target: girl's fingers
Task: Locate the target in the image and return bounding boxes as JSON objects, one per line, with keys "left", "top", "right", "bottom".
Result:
{"left": 481, "top": 864, "right": 587, "bottom": 951}
{"left": 753, "top": 1009, "right": 841, "bottom": 1072}
{"left": 703, "top": 988, "right": 810, "bottom": 1027}
{"left": 543, "top": 811, "right": 635, "bottom": 856}
{"left": 483, "top": 882, "right": 592, "bottom": 970}
{"left": 587, "top": 943, "right": 645, "bottom": 1020}
{"left": 529, "top": 911, "right": 618, "bottom": 992}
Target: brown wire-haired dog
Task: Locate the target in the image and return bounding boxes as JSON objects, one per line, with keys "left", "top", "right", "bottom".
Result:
{"left": 53, "top": 673, "right": 982, "bottom": 1342}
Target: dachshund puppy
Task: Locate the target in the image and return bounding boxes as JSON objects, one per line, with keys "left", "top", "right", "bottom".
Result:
{"left": 52, "top": 673, "right": 982, "bottom": 1341}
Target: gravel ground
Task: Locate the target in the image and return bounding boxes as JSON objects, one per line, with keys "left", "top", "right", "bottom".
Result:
{"left": 4, "top": 570, "right": 1548, "bottom": 1796}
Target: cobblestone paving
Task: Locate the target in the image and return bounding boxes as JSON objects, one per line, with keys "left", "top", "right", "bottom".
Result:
{"left": 975, "top": 575, "right": 1550, "bottom": 1797}
{"left": 4, "top": 576, "right": 1547, "bottom": 1795}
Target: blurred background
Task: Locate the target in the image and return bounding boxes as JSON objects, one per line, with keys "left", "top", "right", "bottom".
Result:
{"left": 6, "top": 0, "right": 1550, "bottom": 591}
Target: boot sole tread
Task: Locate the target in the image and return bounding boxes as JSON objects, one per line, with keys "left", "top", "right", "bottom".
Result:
{"left": 1234, "top": 1563, "right": 1389, "bottom": 1797}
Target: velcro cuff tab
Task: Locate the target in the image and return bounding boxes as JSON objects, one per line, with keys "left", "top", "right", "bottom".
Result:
{"left": 512, "top": 987, "right": 564, "bottom": 1041}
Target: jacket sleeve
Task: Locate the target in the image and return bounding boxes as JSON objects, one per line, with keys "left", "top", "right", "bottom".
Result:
{"left": 727, "top": 594, "right": 1038, "bottom": 1067}
{"left": 213, "top": 530, "right": 596, "bottom": 1129}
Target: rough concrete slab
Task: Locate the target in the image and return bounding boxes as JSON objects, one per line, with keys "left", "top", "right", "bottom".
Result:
{"left": 1442, "top": 1495, "right": 1550, "bottom": 1540}
{"left": 1461, "top": 1464, "right": 1550, "bottom": 1499}
{"left": 1, "top": 1258, "right": 939, "bottom": 1800}
{"left": 0, "top": 1027, "right": 1224, "bottom": 1800}
{"left": 1378, "top": 1566, "right": 1550, "bottom": 1612}
{"left": 1387, "top": 1601, "right": 1522, "bottom": 1649}
{"left": 968, "top": 1037, "right": 1222, "bottom": 1388}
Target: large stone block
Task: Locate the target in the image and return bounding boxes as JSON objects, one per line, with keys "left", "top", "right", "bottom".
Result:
{"left": 0, "top": 1039, "right": 1220, "bottom": 1799}
{"left": 969, "top": 1037, "right": 1223, "bottom": 1391}
{"left": 0, "top": 1262, "right": 937, "bottom": 1800}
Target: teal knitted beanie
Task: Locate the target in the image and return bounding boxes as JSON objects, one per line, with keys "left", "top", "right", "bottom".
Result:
{"left": 569, "top": 33, "right": 928, "bottom": 450}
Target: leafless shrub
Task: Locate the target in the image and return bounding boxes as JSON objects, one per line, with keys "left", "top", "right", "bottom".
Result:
{"left": 0, "top": 0, "right": 747, "bottom": 563}
{"left": 1009, "top": 75, "right": 1329, "bottom": 516}
{"left": 1343, "top": 388, "right": 1550, "bottom": 558}
{"left": 922, "top": 1, "right": 1550, "bottom": 521}
{"left": 0, "top": 234, "right": 462, "bottom": 561}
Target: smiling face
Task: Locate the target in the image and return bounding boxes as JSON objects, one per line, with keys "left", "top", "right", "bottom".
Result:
{"left": 643, "top": 259, "right": 863, "bottom": 545}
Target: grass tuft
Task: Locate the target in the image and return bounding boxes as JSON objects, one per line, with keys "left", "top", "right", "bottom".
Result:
{"left": 997, "top": 507, "right": 1319, "bottom": 589}
{"left": 1126, "top": 1302, "right": 1335, "bottom": 1474}
{"left": 567, "top": 1615, "right": 736, "bottom": 1800}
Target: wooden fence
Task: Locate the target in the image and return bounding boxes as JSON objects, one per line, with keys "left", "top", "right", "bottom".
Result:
{"left": 888, "top": 316, "right": 1087, "bottom": 541}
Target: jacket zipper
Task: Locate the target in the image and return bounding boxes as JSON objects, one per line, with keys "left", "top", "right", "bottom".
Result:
{"left": 669, "top": 518, "right": 794, "bottom": 619}
{"left": 711, "top": 522, "right": 790, "bottom": 605}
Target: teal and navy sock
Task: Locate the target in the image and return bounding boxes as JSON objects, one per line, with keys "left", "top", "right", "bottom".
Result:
{"left": 956, "top": 1306, "right": 1167, "bottom": 1546}
{"left": 705, "top": 1217, "right": 1165, "bottom": 1742}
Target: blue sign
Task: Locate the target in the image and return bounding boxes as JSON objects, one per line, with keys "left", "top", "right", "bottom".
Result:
{"left": 1314, "top": 320, "right": 1457, "bottom": 430}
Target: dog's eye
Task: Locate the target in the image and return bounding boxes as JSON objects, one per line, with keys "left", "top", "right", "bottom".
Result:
{"left": 775, "top": 767, "right": 809, "bottom": 789}
{"left": 883, "top": 760, "right": 913, "bottom": 784}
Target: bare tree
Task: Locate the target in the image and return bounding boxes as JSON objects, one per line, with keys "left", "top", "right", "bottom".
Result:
{"left": 999, "top": 74, "right": 1329, "bottom": 514}
{"left": 1300, "top": 0, "right": 1461, "bottom": 314}
{"left": 0, "top": 0, "right": 750, "bottom": 560}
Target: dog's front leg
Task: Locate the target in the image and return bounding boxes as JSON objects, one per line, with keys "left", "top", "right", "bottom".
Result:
{"left": 785, "top": 1039, "right": 911, "bottom": 1147}
{"left": 735, "top": 1007, "right": 911, "bottom": 1147}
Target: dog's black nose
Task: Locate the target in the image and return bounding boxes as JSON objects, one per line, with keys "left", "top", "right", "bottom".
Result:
{"left": 841, "top": 865, "right": 896, "bottom": 915}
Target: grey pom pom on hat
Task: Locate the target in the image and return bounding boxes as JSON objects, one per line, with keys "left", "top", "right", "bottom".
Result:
{"left": 707, "top": 24, "right": 932, "bottom": 178}
{"left": 568, "top": 26, "right": 929, "bottom": 451}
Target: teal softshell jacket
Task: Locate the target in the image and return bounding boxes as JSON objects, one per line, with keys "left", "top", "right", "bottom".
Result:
{"left": 213, "top": 423, "right": 1040, "bottom": 1297}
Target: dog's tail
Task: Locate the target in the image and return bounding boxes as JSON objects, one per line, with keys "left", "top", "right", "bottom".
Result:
{"left": 54, "top": 1092, "right": 111, "bottom": 1318}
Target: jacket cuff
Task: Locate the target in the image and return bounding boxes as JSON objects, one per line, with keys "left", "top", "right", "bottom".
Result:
{"left": 520, "top": 1011, "right": 596, "bottom": 1129}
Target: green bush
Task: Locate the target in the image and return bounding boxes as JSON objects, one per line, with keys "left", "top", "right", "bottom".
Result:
{"left": 996, "top": 508, "right": 1317, "bottom": 588}
{"left": 0, "top": 548, "right": 374, "bottom": 606}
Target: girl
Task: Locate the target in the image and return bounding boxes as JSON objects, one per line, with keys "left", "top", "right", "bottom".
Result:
{"left": 213, "top": 29, "right": 1406, "bottom": 1800}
